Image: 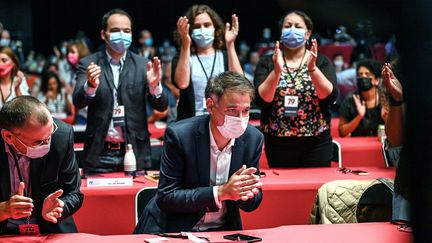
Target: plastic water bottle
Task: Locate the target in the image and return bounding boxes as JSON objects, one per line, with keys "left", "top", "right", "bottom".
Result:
{"left": 124, "top": 144, "right": 136, "bottom": 175}
{"left": 377, "top": 124, "right": 386, "bottom": 143}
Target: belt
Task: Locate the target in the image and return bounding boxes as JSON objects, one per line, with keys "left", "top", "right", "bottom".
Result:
{"left": 104, "top": 142, "right": 126, "bottom": 151}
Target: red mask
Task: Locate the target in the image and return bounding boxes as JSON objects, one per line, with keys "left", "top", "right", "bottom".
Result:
{"left": 67, "top": 53, "right": 79, "bottom": 65}
{"left": 0, "top": 62, "right": 14, "bottom": 77}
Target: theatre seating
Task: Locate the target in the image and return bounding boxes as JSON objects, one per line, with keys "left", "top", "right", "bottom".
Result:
{"left": 332, "top": 140, "right": 342, "bottom": 168}
{"left": 74, "top": 147, "right": 85, "bottom": 168}
{"left": 135, "top": 187, "right": 157, "bottom": 225}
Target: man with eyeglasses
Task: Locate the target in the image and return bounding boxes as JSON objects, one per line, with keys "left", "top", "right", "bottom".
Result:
{"left": 73, "top": 9, "right": 168, "bottom": 174}
{"left": 134, "top": 71, "right": 263, "bottom": 233}
{"left": 0, "top": 96, "right": 83, "bottom": 234}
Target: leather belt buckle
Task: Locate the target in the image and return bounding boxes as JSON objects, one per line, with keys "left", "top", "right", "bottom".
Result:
{"left": 108, "top": 142, "right": 121, "bottom": 151}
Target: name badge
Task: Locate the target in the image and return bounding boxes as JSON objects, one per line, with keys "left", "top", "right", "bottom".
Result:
{"left": 19, "top": 224, "right": 40, "bottom": 235}
{"left": 113, "top": 105, "right": 125, "bottom": 127}
{"left": 284, "top": 95, "right": 298, "bottom": 117}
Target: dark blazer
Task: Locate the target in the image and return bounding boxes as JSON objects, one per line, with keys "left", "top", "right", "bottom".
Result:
{"left": 134, "top": 115, "right": 264, "bottom": 233}
{"left": 73, "top": 50, "right": 168, "bottom": 171}
{"left": 0, "top": 119, "right": 83, "bottom": 234}
{"left": 172, "top": 51, "right": 229, "bottom": 121}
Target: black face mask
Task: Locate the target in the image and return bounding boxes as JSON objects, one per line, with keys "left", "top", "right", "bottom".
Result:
{"left": 357, "top": 77, "right": 373, "bottom": 92}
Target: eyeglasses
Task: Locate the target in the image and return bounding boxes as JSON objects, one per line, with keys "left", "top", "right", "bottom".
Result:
{"left": 13, "top": 122, "right": 58, "bottom": 148}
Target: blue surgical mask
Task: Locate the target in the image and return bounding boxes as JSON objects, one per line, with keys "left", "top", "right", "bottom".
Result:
{"left": 191, "top": 28, "right": 215, "bottom": 49}
{"left": 281, "top": 27, "right": 306, "bottom": 49}
{"left": 107, "top": 31, "right": 132, "bottom": 54}
{"left": 60, "top": 46, "right": 67, "bottom": 55}
{"left": 143, "top": 37, "right": 153, "bottom": 47}
{"left": 0, "top": 38, "right": 11, "bottom": 47}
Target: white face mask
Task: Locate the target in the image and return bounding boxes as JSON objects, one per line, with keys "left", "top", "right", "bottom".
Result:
{"left": 334, "top": 59, "right": 344, "bottom": 69}
{"left": 217, "top": 115, "right": 249, "bottom": 139}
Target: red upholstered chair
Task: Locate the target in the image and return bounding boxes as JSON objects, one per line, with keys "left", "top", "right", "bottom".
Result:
{"left": 373, "top": 44, "right": 386, "bottom": 64}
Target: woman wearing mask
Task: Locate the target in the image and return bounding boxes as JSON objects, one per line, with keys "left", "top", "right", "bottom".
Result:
{"left": 0, "top": 46, "right": 29, "bottom": 109}
{"left": 338, "top": 59, "right": 385, "bottom": 137}
{"left": 59, "top": 41, "right": 90, "bottom": 94}
{"left": 172, "top": 4, "right": 243, "bottom": 121}
{"left": 138, "top": 30, "right": 156, "bottom": 59}
{"left": 254, "top": 11, "right": 338, "bottom": 168}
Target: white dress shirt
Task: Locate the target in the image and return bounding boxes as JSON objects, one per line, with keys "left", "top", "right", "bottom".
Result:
{"left": 193, "top": 122, "right": 235, "bottom": 231}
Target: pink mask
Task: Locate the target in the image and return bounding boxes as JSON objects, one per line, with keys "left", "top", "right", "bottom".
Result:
{"left": 0, "top": 62, "right": 14, "bottom": 77}
{"left": 67, "top": 53, "right": 79, "bottom": 65}
{"left": 217, "top": 115, "right": 249, "bottom": 139}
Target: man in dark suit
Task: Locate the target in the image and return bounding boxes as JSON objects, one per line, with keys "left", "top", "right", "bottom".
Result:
{"left": 73, "top": 9, "right": 168, "bottom": 174}
{"left": 0, "top": 96, "right": 83, "bottom": 234}
{"left": 134, "top": 71, "right": 263, "bottom": 233}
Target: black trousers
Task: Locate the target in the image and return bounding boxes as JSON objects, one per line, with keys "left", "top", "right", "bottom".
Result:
{"left": 264, "top": 133, "right": 333, "bottom": 168}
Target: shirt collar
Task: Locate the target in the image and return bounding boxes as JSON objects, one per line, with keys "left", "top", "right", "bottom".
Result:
{"left": 106, "top": 50, "right": 127, "bottom": 66}
{"left": 209, "top": 121, "right": 235, "bottom": 151}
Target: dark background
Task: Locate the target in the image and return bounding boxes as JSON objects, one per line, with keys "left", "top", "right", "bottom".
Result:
{"left": 1, "top": 0, "right": 403, "bottom": 56}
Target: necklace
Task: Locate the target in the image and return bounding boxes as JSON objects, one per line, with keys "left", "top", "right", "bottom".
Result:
{"left": 283, "top": 49, "right": 307, "bottom": 81}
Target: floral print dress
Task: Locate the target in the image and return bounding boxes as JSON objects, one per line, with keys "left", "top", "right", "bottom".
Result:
{"left": 262, "top": 64, "right": 329, "bottom": 137}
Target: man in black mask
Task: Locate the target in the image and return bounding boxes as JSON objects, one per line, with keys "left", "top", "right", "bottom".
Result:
{"left": 338, "top": 59, "right": 385, "bottom": 137}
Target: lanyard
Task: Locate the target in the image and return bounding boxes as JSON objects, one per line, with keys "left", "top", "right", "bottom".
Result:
{"left": 283, "top": 49, "right": 306, "bottom": 82}
{"left": 196, "top": 52, "right": 217, "bottom": 82}
{"left": 111, "top": 60, "right": 123, "bottom": 106}
{"left": 9, "top": 145, "right": 30, "bottom": 197}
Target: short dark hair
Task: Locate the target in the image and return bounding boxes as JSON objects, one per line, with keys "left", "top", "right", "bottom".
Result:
{"left": 279, "top": 11, "right": 314, "bottom": 31}
{"left": 101, "top": 9, "right": 133, "bottom": 31}
{"left": 356, "top": 59, "right": 382, "bottom": 78}
{"left": 205, "top": 71, "right": 255, "bottom": 101}
{"left": 0, "top": 96, "right": 49, "bottom": 131}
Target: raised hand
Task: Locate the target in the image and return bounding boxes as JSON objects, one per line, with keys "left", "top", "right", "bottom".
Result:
{"left": 46, "top": 90, "right": 56, "bottom": 100}
{"left": 353, "top": 94, "right": 366, "bottom": 118}
{"left": 177, "top": 16, "right": 191, "bottom": 48}
{"left": 86, "top": 62, "right": 101, "bottom": 88}
{"left": 306, "top": 39, "right": 318, "bottom": 71}
{"left": 225, "top": 14, "right": 239, "bottom": 45}
{"left": 42, "top": 189, "right": 64, "bottom": 223}
{"left": 6, "top": 182, "right": 34, "bottom": 219}
{"left": 381, "top": 63, "right": 403, "bottom": 102}
{"left": 146, "top": 57, "right": 162, "bottom": 88}
{"left": 273, "top": 41, "right": 284, "bottom": 75}
{"left": 218, "top": 165, "right": 262, "bottom": 202}
{"left": 14, "top": 71, "right": 26, "bottom": 91}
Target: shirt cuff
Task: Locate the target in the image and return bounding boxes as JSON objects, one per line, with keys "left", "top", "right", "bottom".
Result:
{"left": 149, "top": 82, "right": 163, "bottom": 98}
{"left": 213, "top": 186, "right": 222, "bottom": 208}
{"left": 84, "top": 82, "right": 97, "bottom": 97}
